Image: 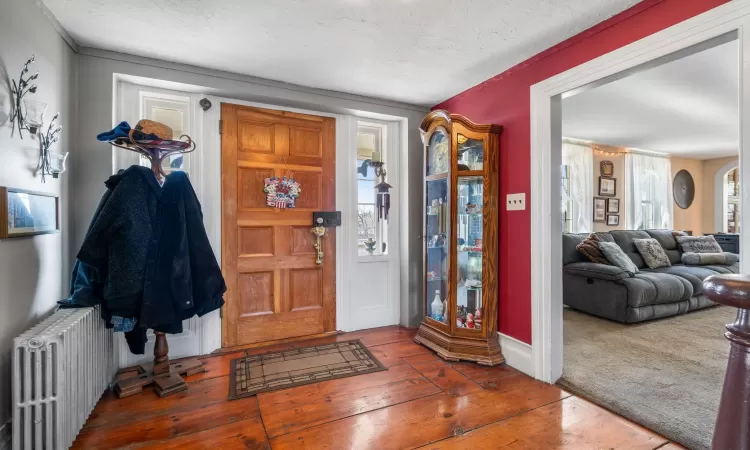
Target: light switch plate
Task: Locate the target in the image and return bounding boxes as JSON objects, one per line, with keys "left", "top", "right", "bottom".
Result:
{"left": 506, "top": 193, "right": 526, "bottom": 211}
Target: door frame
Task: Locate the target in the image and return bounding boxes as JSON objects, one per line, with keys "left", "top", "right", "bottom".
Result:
{"left": 530, "top": 0, "right": 750, "bottom": 383}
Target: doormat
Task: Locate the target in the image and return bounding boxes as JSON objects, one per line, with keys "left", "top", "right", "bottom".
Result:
{"left": 229, "top": 340, "right": 386, "bottom": 400}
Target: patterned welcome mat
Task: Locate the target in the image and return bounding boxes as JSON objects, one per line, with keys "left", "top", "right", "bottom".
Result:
{"left": 229, "top": 340, "right": 386, "bottom": 399}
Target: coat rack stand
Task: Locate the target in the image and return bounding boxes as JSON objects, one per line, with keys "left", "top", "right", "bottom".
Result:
{"left": 107, "top": 135, "right": 207, "bottom": 398}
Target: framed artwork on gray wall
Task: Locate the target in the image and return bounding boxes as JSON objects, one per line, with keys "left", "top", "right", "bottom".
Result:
{"left": 0, "top": 187, "right": 60, "bottom": 238}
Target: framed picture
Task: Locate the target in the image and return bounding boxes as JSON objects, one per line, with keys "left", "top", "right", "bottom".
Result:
{"left": 600, "top": 160, "right": 614, "bottom": 178}
{"left": 593, "top": 197, "right": 607, "bottom": 223}
{"left": 598, "top": 177, "right": 617, "bottom": 197}
{"left": 607, "top": 214, "right": 620, "bottom": 226}
{"left": 607, "top": 198, "right": 620, "bottom": 214}
{"left": 0, "top": 187, "right": 60, "bottom": 238}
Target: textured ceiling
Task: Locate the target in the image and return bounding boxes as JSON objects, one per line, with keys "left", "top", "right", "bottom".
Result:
{"left": 563, "top": 40, "right": 739, "bottom": 160}
{"left": 41, "top": 0, "right": 638, "bottom": 106}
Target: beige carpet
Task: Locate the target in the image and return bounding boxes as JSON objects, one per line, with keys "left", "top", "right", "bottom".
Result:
{"left": 560, "top": 306, "right": 734, "bottom": 450}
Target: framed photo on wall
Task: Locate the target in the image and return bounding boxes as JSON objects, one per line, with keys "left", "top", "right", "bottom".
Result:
{"left": 598, "top": 177, "right": 616, "bottom": 197}
{"left": 600, "top": 160, "right": 614, "bottom": 178}
{"left": 0, "top": 187, "right": 60, "bottom": 239}
{"left": 607, "top": 198, "right": 620, "bottom": 214}
{"left": 607, "top": 214, "right": 620, "bottom": 226}
{"left": 593, "top": 197, "right": 607, "bottom": 223}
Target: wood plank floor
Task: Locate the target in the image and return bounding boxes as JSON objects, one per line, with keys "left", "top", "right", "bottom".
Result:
{"left": 72, "top": 326, "right": 686, "bottom": 449}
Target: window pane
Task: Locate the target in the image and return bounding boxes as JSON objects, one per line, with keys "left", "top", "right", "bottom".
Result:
{"left": 357, "top": 122, "right": 388, "bottom": 255}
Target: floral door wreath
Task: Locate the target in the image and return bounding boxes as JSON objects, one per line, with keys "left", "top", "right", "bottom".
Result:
{"left": 264, "top": 176, "right": 301, "bottom": 209}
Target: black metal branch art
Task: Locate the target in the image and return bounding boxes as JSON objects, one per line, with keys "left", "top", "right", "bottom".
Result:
{"left": 9, "top": 55, "right": 38, "bottom": 138}
{"left": 37, "top": 113, "right": 62, "bottom": 182}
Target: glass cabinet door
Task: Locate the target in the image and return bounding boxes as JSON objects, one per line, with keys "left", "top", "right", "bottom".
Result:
{"left": 425, "top": 177, "right": 449, "bottom": 324}
{"left": 427, "top": 130, "right": 450, "bottom": 176}
{"left": 457, "top": 134, "right": 484, "bottom": 171}
{"left": 455, "top": 176, "right": 483, "bottom": 330}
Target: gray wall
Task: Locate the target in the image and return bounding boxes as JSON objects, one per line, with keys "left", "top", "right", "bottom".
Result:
{"left": 0, "top": 0, "right": 77, "bottom": 433}
{"left": 73, "top": 48, "right": 427, "bottom": 329}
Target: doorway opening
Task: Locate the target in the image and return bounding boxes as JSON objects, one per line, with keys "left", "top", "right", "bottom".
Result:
{"left": 530, "top": 4, "right": 749, "bottom": 447}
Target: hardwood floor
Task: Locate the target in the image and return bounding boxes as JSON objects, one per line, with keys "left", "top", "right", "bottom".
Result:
{"left": 72, "top": 327, "right": 685, "bottom": 449}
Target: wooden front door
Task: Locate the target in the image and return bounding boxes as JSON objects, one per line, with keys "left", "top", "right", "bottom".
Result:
{"left": 221, "top": 104, "right": 336, "bottom": 347}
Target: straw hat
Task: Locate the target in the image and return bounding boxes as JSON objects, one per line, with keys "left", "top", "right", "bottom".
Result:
{"left": 134, "top": 119, "right": 173, "bottom": 140}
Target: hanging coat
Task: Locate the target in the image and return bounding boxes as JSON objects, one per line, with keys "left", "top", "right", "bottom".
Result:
{"left": 60, "top": 165, "right": 226, "bottom": 354}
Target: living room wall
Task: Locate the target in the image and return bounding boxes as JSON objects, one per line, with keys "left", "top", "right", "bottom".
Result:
{"left": 434, "top": 0, "right": 730, "bottom": 344}
{"left": 592, "top": 145, "right": 626, "bottom": 232}
{"left": 671, "top": 156, "right": 704, "bottom": 235}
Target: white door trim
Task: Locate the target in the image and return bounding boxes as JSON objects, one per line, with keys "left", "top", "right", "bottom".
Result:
{"left": 530, "top": 0, "right": 750, "bottom": 383}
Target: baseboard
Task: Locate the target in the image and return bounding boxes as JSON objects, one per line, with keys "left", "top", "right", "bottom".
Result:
{"left": 0, "top": 421, "right": 11, "bottom": 450}
{"left": 498, "top": 333, "right": 533, "bottom": 377}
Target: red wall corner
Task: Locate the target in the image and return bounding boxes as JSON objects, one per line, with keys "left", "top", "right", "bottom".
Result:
{"left": 433, "top": 0, "right": 730, "bottom": 344}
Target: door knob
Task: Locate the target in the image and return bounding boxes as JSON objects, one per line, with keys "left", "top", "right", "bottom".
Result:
{"left": 310, "top": 225, "right": 327, "bottom": 265}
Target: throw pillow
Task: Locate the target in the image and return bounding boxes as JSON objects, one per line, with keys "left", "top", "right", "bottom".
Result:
{"left": 682, "top": 252, "right": 728, "bottom": 265}
{"left": 633, "top": 238, "right": 671, "bottom": 269}
{"left": 599, "top": 242, "right": 639, "bottom": 274}
{"left": 676, "top": 235, "right": 723, "bottom": 254}
{"left": 576, "top": 233, "right": 614, "bottom": 264}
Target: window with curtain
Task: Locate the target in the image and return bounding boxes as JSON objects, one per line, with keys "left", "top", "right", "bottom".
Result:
{"left": 625, "top": 153, "right": 673, "bottom": 230}
{"left": 561, "top": 142, "right": 593, "bottom": 233}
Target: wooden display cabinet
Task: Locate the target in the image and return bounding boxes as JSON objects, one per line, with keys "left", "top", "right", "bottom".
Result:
{"left": 413, "top": 110, "right": 504, "bottom": 366}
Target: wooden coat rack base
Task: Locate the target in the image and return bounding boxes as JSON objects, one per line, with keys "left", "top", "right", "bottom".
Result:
{"left": 114, "top": 331, "right": 206, "bottom": 398}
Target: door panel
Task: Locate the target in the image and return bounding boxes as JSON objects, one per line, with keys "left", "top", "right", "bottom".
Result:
{"left": 222, "top": 104, "right": 336, "bottom": 347}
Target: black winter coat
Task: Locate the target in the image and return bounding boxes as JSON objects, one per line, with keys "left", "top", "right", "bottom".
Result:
{"left": 61, "top": 166, "right": 225, "bottom": 354}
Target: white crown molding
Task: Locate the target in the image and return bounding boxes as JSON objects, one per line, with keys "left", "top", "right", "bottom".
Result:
{"left": 33, "top": 0, "right": 80, "bottom": 52}
{"left": 498, "top": 333, "right": 533, "bottom": 377}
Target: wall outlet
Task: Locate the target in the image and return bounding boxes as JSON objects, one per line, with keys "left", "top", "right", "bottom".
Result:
{"left": 506, "top": 193, "right": 526, "bottom": 211}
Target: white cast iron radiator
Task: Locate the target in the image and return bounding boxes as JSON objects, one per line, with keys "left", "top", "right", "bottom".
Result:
{"left": 12, "top": 306, "right": 116, "bottom": 449}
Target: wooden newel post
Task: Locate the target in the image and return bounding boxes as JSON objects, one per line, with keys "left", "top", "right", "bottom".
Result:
{"left": 703, "top": 274, "right": 750, "bottom": 450}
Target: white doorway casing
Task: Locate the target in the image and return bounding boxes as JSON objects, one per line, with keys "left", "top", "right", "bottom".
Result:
{"left": 530, "top": 0, "right": 750, "bottom": 383}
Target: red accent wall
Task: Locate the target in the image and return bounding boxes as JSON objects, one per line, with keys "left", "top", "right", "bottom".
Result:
{"left": 434, "top": 0, "right": 730, "bottom": 344}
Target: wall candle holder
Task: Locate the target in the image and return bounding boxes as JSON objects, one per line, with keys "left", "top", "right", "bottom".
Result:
{"left": 9, "top": 55, "right": 39, "bottom": 139}
{"left": 36, "top": 113, "right": 66, "bottom": 183}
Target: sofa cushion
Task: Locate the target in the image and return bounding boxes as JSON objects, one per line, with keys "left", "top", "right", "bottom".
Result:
{"left": 576, "top": 233, "right": 614, "bottom": 264}
{"left": 676, "top": 235, "right": 723, "bottom": 253}
{"left": 681, "top": 252, "right": 727, "bottom": 265}
{"left": 619, "top": 272, "right": 692, "bottom": 307}
{"left": 646, "top": 229, "right": 682, "bottom": 265}
{"left": 610, "top": 230, "right": 651, "bottom": 269}
{"left": 563, "top": 262, "right": 631, "bottom": 281}
{"left": 634, "top": 238, "right": 671, "bottom": 269}
{"left": 562, "top": 233, "right": 589, "bottom": 265}
{"left": 600, "top": 242, "right": 639, "bottom": 274}
{"left": 646, "top": 265, "right": 721, "bottom": 295}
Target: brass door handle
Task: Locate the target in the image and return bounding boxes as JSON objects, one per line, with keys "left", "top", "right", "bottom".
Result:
{"left": 310, "top": 226, "right": 327, "bottom": 265}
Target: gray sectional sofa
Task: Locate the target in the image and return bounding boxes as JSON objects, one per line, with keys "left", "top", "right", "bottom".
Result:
{"left": 563, "top": 229, "right": 740, "bottom": 323}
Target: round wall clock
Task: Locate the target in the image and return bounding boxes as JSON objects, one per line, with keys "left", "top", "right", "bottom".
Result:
{"left": 673, "top": 169, "right": 695, "bottom": 209}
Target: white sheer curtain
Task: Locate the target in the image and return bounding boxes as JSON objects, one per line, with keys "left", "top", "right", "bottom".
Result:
{"left": 562, "top": 142, "right": 593, "bottom": 233}
{"left": 625, "top": 152, "right": 673, "bottom": 230}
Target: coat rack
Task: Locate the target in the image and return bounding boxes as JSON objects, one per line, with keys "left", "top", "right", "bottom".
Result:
{"left": 107, "top": 133, "right": 206, "bottom": 398}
